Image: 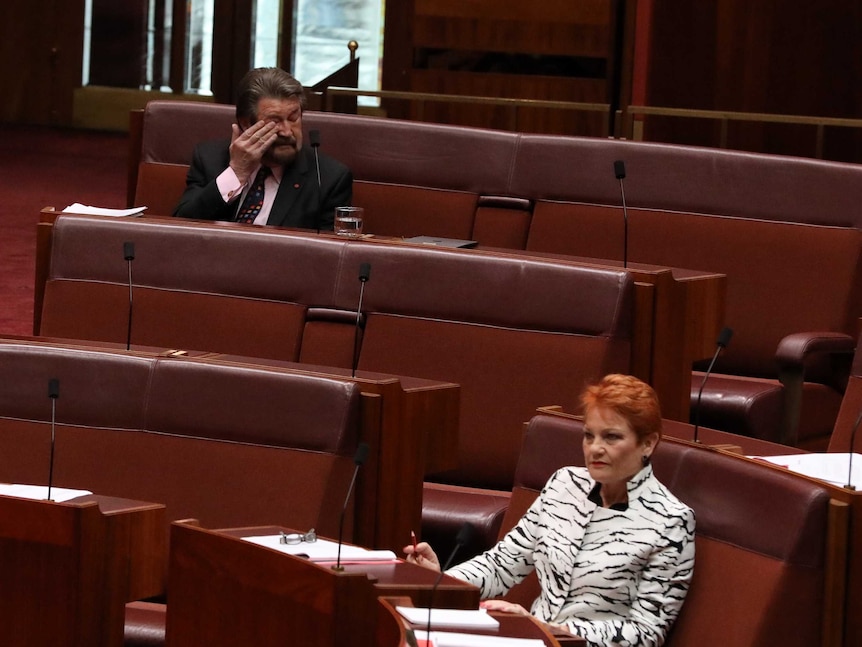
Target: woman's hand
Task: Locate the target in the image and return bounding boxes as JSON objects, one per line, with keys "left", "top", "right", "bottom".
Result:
{"left": 479, "top": 599, "right": 530, "bottom": 616}
{"left": 403, "top": 540, "right": 441, "bottom": 571}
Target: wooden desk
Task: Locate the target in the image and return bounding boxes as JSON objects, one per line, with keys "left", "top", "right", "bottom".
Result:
{"left": 481, "top": 246, "right": 726, "bottom": 422}
{"left": 0, "top": 335, "right": 458, "bottom": 554}
{"left": 379, "top": 596, "right": 584, "bottom": 647}
{"left": 0, "top": 493, "right": 165, "bottom": 647}
{"left": 167, "top": 520, "right": 480, "bottom": 647}
{"left": 33, "top": 210, "right": 725, "bottom": 423}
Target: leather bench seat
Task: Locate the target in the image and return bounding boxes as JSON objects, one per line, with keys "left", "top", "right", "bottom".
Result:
{"left": 130, "top": 100, "right": 861, "bottom": 450}
{"left": 125, "top": 602, "right": 166, "bottom": 647}
{"left": 39, "top": 214, "right": 637, "bottom": 562}
{"left": 420, "top": 482, "right": 511, "bottom": 561}
{"left": 500, "top": 411, "right": 842, "bottom": 647}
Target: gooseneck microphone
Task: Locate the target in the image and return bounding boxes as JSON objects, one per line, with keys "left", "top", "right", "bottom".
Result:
{"left": 351, "top": 263, "right": 372, "bottom": 378}
{"left": 844, "top": 408, "right": 862, "bottom": 490}
{"left": 613, "top": 160, "right": 629, "bottom": 268}
{"left": 123, "top": 241, "right": 135, "bottom": 350}
{"left": 332, "top": 441, "right": 370, "bottom": 571}
{"left": 309, "top": 129, "right": 323, "bottom": 233}
{"left": 426, "top": 522, "right": 475, "bottom": 636}
{"left": 47, "top": 378, "right": 60, "bottom": 501}
{"left": 693, "top": 326, "right": 734, "bottom": 444}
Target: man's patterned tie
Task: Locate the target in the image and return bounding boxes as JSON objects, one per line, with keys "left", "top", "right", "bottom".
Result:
{"left": 234, "top": 166, "right": 271, "bottom": 223}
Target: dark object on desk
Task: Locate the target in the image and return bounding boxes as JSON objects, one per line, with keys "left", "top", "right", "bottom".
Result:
{"left": 403, "top": 236, "right": 478, "bottom": 249}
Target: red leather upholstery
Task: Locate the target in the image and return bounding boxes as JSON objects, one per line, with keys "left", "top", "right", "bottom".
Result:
{"left": 40, "top": 214, "right": 635, "bottom": 562}
{"left": 502, "top": 412, "right": 838, "bottom": 647}
{"left": 131, "top": 100, "right": 862, "bottom": 451}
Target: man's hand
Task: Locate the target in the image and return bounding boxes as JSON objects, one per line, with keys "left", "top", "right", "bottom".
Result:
{"left": 229, "top": 121, "right": 278, "bottom": 184}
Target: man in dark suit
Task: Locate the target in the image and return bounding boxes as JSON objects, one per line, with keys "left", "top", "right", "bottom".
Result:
{"left": 174, "top": 67, "right": 352, "bottom": 230}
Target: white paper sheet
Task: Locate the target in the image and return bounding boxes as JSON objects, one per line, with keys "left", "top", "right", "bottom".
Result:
{"left": 0, "top": 483, "right": 93, "bottom": 503}
{"left": 750, "top": 452, "right": 862, "bottom": 488}
{"left": 63, "top": 203, "right": 147, "bottom": 217}
{"left": 413, "top": 629, "right": 544, "bottom": 647}
{"left": 396, "top": 606, "right": 500, "bottom": 630}
{"left": 242, "top": 534, "right": 397, "bottom": 562}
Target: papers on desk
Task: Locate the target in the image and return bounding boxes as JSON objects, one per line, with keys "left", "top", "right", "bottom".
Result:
{"left": 396, "top": 606, "right": 500, "bottom": 630}
{"left": 0, "top": 483, "right": 92, "bottom": 502}
{"left": 242, "top": 534, "right": 397, "bottom": 563}
{"left": 63, "top": 203, "right": 147, "bottom": 217}
{"left": 750, "top": 453, "right": 862, "bottom": 488}
{"left": 413, "top": 629, "right": 544, "bottom": 647}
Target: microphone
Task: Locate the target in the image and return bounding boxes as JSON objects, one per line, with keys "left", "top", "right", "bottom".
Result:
{"left": 309, "top": 129, "right": 323, "bottom": 233}
{"left": 844, "top": 408, "right": 862, "bottom": 490}
{"left": 332, "top": 441, "right": 370, "bottom": 571}
{"left": 47, "top": 378, "right": 59, "bottom": 501}
{"left": 426, "top": 522, "right": 475, "bottom": 637}
{"left": 351, "top": 262, "right": 372, "bottom": 378}
{"left": 123, "top": 241, "right": 135, "bottom": 351}
{"left": 613, "top": 160, "right": 629, "bottom": 268}
{"left": 692, "top": 326, "right": 734, "bottom": 444}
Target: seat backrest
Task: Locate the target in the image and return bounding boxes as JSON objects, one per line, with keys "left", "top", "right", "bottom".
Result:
{"left": 41, "top": 215, "right": 344, "bottom": 360}
{"left": 628, "top": 212, "right": 862, "bottom": 376}
{"left": 511, "top": 134, "right": 862, "bottom": 228}
{"left": 0, "top": 340, "right": 362, "bottom": 541}
{"left": 136, "top": 101, "right": 235, "bottom": 215}
{"left": 501, "top": 411, "right": 838, "bottom": 647}
{"left": 668, "top": 448, "right": 834, "bottom": 647}
{"left": 340, "top": 245, "right": 634, "bottom": 491}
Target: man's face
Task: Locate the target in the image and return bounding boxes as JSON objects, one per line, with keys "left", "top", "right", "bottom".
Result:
{"left": 246, "top": 96, "right": 304, "bottom": 166}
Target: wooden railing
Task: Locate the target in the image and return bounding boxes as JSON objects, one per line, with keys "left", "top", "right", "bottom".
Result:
{"left": 322, "top": 87, "right": 611, "bottom": 136}
{"left": 620, "top": 105, "right": 862, "bottom": 159}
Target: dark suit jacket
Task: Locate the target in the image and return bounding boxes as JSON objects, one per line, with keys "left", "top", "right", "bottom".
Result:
{"left": 173, "top": 138, "right": 353, "bottom": 230}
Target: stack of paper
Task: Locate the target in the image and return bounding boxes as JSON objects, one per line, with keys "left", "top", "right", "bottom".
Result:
{"left": 242, "top": 535, "right": 397, "bottom": 562}
{"left": 395, "top": 606, "right": 500, "bottom": 630}
{"left": 412, "top": 629, "right": 545, "bottom": 647}
{"left": 63, "top": 203, "right": 147, "bottom": 217}
{"left": 0, "top": 483, "right": 92, "bottom": 502}
{"left": 750, "top": 453, "right": 862, "bottom": 488}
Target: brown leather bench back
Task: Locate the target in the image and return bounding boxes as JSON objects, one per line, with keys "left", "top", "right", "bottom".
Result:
{"left": 511, "top": 133, "right": 862, "bottom": 228}
{"left": 42, "top": 214, "right": 634, "bottom": 496}
{"left": 302, "top": 111, "right": 519, "bottom": 240}
{"left": 136, "top": 101, "right": 235, "bottom": 216}
{"left": 500, "top": 411, "right": 838, "bottom": 647}
{"left": 41, "top": 216, "right": 346, "bottom": 361}
{"left": 338, "top": 243, "right": 634, "bottom": 491}
{"left": 0, "top": 340, "right": 362, "bottom": 540}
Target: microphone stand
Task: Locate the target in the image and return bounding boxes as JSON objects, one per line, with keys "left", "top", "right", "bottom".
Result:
{"left": 351, "top": 263, "right": 371, "bottom": 378}
{"left": 123, "top": 242, "right": 135, "bottom": 350}
{"left": 613, "top": 160, "right": 628, "bottom": 269}
{"left": 47, "top": 378, "right": 59, "bottom": 501}
{"left": 310, "top": 129, "right": 322, "bottom": 234}
{"left": 426, "top": 523, "right": 474, "bottom": 639}
{"left": 693, "top": 326, "right": 734, "bottom": 444}
{"left": 332, "top": 442, "right": 370, "bottom": 571}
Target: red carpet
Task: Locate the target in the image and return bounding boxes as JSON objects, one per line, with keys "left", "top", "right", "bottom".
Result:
{"left": 0, "top": 124, "right": 129, "bottom": 335}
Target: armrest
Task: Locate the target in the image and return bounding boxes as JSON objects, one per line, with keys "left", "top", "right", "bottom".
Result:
{"left": 776, "top": 332, "right": 856, "bottom": 446}
{"left": 775, "top": 332, "right": 855, "bottom": 371}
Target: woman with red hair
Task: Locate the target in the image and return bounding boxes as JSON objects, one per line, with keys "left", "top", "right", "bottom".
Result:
{"left": 406, "top": 374, "right": 695, "bottom": 647}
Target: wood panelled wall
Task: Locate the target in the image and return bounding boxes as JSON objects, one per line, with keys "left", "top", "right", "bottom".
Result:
{"left": 382, "top": 0, "right": 624, "bottom": 136}
{"left": 2, "top": 0, "right": 85, "bottom": 126}
{"left": 2, "top": 0, "right": 860, "bottom": 161}
{"left": 641, "top": 0, "right": 862, "bottom": 161}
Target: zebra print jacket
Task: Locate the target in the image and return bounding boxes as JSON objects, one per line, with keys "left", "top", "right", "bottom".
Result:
{"left": 447, "top": 465, "right": 695, "bottom": 647}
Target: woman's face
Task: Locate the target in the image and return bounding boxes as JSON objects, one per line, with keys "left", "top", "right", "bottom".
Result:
{"left": 583, "top": 405, "right": 657, "bottom": 487}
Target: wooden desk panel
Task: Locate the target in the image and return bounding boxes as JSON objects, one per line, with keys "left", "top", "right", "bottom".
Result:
{"left": 0, "top": 493, "right": 165, "bottom": 647}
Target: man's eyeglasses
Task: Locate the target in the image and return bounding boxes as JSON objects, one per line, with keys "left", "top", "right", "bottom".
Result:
{"left": 279, "top": 528, "right": 317, "bottom": 545}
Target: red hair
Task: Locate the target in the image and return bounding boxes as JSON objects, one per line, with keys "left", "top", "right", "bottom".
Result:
{"left": 580, "top": 374, "right": 662, "bottom": 442}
